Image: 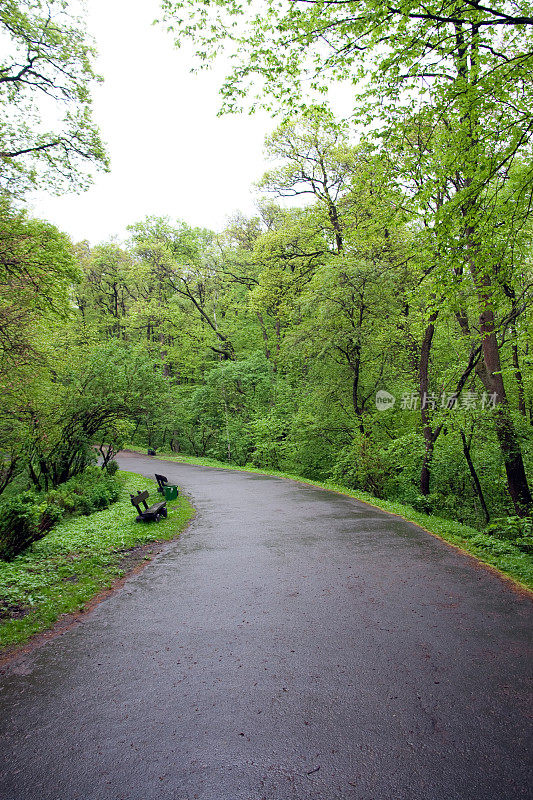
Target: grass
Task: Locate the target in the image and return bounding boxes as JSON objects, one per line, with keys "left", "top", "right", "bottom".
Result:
{"left": 128, "top": 445, "right": 533, "bottom": 592}
{"left": 0, "top": 472, "right": 194, "bottom": 650}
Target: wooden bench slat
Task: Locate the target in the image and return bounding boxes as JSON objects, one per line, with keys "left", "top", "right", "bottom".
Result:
{"left": 130, "top": 490, "right": 167, "bottom": 522}
{"left": 155, "top": 474, "right": 168, "bottom": 494}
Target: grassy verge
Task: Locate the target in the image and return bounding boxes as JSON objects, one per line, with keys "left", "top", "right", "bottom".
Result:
{"left": 127, "top": 446, "right": 533, "bottom": 592}
{"left": 0, "top": 472, "right": 194, "bottom": 650}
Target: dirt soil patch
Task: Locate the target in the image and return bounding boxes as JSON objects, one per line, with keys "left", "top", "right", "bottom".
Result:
{"left": 0, "top": 601, "right": 30, "bottom": 621}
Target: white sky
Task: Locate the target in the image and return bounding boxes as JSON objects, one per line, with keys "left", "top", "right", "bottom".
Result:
{"left": 29, "top": 0, "right": 278, "bottom": 243}
{"left": 28, "top": 0, "right": 355, "bottom": 244}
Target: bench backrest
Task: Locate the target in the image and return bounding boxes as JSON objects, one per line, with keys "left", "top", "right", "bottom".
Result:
{"left": 130, "top": 490, "right": 150, "bottom": 511}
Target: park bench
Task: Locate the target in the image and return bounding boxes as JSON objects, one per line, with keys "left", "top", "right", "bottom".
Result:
{"left": 155, "top": 473, "right": 168, "bottom": 494}
{"left": 130, "top": 490, "right": 167, "bottom": 522}
{"left": 155, "top": 474, "right": 179, "bottom": 500}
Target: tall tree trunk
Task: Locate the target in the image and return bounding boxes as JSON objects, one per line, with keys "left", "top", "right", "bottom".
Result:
{"left": 454, "top": 20, "right": 531, "bottom": 515}
{"left": 460, "top": 430, "right": 490, "bottom": 524}
{"left": 419, "top": 310, "right": 439, "bottom": 496}
{"left": 420, "top": 442, "right": 434, "bottom": 498}
{"left": 511, "top": 335, "right": 527, "bottom": 418}
{"left": 468, "top": 251, "right": 531, "bottom": 515}
{"left": 348, "top": 341, "right": 365, "bottom": 434}
{"left": 418, "top": 308, "right": 482, "bottom": 497}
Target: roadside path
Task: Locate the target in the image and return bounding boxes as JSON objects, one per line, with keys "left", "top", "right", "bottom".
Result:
{"left": 0, "top": 451, "right": 531, "bottom": 799}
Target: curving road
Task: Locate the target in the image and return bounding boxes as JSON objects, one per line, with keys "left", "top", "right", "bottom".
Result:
{"left": 0, "top": 451, "right": 531, "bottom": 800}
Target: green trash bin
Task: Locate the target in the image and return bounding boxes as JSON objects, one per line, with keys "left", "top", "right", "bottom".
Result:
{"left": 163, "top": 484, "right": 178, "bottom": 501}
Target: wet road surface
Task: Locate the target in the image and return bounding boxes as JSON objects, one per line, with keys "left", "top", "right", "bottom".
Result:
{"left": 0, "top": 451, "right": 531, "bottom": 800}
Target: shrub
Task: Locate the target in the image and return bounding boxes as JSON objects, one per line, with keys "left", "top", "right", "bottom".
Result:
{"left": 0, "top": 467, "right": 122, "bottom": 561}
{"left": 46, "top": 467, "right": 121, "bottom": 517}
{"left": 330, "top": 436, "right": 391, "bottom": 497}
{"left": 37, "top": 502, "right": 63, "bottom": 535}
{"left": 106, "top": 460, "right": 119, "bottom": 476}
{"left": 0, "top": 493, "right": 42, "bottom": 561}
{"left": 485, "top": 516, "right": 533, "bottom": 554}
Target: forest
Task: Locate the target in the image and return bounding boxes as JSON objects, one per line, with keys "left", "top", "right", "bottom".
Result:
{"left": 0, "top": 0, "right": 532, "bottom": 563}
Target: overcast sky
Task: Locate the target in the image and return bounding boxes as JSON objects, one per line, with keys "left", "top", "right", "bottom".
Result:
{"left": 28, "top": 0, "right": 356, "bottom": 244}
{"left": 29, "top": 0, "right": 279, "bottom": 243}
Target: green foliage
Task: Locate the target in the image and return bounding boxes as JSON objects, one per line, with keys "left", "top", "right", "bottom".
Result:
{"left": 118, "top": 166, "right": 530, "bottom": 524}
{"left": 0, "top": 199, "right": 79, "bottom": 377}
{"left": 8, "top": 338, "right": 168, "bottom": 491}
{"left": 158, "top": 0, "right": 533, "bottom": 518}
{"left": 485, "top": 517, "right": 533, "bottom": 555}
{"left": 46, "top": 466, "right": 121, "bottom": 516}
{"left": 0, "top": 467, "right": 121, "bottom": 561}
{"left": 105, "top": 460, "right": 119, "bottom": 476}
{"left": 330, "top": 435, "right": 391, "bottom": 498}
{"left": 0, "top": 490, "right": 63, "bottom": 561}
{"left": 2, "top": 1, "right": 531, "bottom": 574}
{"left": 248, "top": 410, "right": 293, "bottom": 471}
{"left": 0, "top": 492, "right": 41, "bottom": 561}
{"left": 160, "top": 0, "right": 533, "bottom": 140}
{"left": 0, "top": 0, "right": 108, "bottom": 196}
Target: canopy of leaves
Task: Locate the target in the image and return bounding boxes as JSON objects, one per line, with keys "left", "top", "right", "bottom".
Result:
{"left": 0, "top": 0, "right": 109, "bottom": 196}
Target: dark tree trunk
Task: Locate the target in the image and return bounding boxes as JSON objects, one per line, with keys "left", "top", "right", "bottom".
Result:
{"left": 419, "top": 310, "right": 439, "bottom": 496}
{"left": 0, "top": 455, "right": 18, "bottom": 496}
{"left": 420, "top": 442, "right": 434, "bottom": 498}
{"left": 502, "top": 285, "right": 527, "bottom": 418}
{"left": 511, "top": 336, "right": 527, "bottom": 417}
{"left": 493, "top": 405, "right": 532, "bottom": 515}
{"left": 476, "top": 296, "right": 531, "bottom": 515}
{"left": 349, "top": 342, "right": 365, "bottom": 434}
{"left": 170, "top": 431, "right": 180, "bottom": 453}
{"left": 460, "top": 430, "right": 490, "bottom": 523}
{"left": 417, "top": 308, "right": 482, "bottom": 498}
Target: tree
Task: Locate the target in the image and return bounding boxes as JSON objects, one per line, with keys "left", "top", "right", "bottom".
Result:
{"left": 259, "top": 113, "right": 355, "bottom": 253}
{"left": 74, "top": 241, "right": 137, "bottom": 338}
{"left": 0, "top": 0, "right": 108, "bottom": 196}
{"left": 22, "top": 340, "right": 166, "bottom": 490}
{"left": 161, "top": 0, "right": 533, "bottom": 514}
{"left": 129, "top": 217, "right": 237, "bottom": 360}
{"left": 0, "top": 198, "right": 78, "bottom": 375}
{"left": 160, "top": 1, "right": 533, "bottom": 120}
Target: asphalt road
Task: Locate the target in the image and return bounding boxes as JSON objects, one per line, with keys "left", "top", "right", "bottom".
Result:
{"left": 0, "top": 451, "right": 531, "bottom": 800}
